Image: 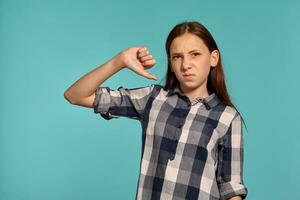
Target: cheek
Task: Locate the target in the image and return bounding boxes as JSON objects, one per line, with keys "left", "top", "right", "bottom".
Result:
{"left": 202, "top": 56, "right": 213, "bottom": 66}
{"left": 170, "top": 62, "right": 180, "bottom": 71}
{"left": 193, "top": 60, "right": 209, "bottom": 69}
{"left": 194, "top": 60, "right": 212, "bottom": 75}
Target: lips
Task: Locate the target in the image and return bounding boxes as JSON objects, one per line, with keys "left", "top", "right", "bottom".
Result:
{"left": 182, "top": 74, "right": 195, "bottom": 80}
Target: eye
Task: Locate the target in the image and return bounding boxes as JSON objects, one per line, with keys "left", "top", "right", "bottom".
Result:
{"left": 171, "top": 55, "right": 180, "bottom": 60}
{"left": 192, "top": 53, "right": 201, "bottom": 57}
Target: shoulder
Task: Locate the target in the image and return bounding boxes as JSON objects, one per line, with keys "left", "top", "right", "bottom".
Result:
{"left": 151, "top": 84, "right": 164, "bottom": 90}
{"left": 128, "top": 84, "right": 163, "bottom": 90}
{"left": 224, "top": 105, "right": 239, "bottom": 116}
{"left": 123, "top": 84, "right": 165, "bottom": 98}
{"left": 217, "top": 105, "right": 240, "bottom": 126}
{"left": 146, "top": 84, "right": 166, "bottom": 94}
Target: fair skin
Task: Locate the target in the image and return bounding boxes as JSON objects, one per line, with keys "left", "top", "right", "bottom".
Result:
{"left": 169, "top": 32, "right": 219, "bottom": 101}
{"left": 64, "top": 46, "right": 157, "bottom": 106}
{"left": 64, "top": 44, "right": 242, "bottom": 200}
{"left": 229, "top": 196, "right": 242, "bottom": 200}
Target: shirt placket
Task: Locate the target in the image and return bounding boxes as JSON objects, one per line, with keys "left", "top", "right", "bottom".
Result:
{"left": 168, "top": 96, "right": 191, "bottom": 160}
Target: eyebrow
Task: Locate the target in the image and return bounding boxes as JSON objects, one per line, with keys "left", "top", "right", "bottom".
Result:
{"left": 171, "top": 49, "right": 201, "bottom": 56}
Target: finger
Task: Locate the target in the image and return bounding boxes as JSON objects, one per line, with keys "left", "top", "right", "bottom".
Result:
{"left": 138, "top": 51, "right": 149, "bottom": 58}
{"left": 140, "top": 54, "right": 153, "bottom": 62}
{"left": 141, "top": 71, "right": 158, "bottom": 80}
{"left": 134, "top": 61, "right": 157, "bottom": 80}
{"left": 135, "top": 67, "right": 157, "bottom": 80}
{"left": 138, "top": 49, "right": 149, "bottom": 57}
{"left": 141, "top": 59, "right": 156, "bottom": 67}
{"left": 138, "top": 46, "right": 147, "bottom": 53}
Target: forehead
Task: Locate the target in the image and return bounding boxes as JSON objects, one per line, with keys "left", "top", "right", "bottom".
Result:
{"left": 170, "top": 33, "right": 208, "bottom": 52}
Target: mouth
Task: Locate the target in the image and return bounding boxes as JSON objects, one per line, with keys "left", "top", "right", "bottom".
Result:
{"left": 182, "top": 74, "right": 195, "bottom": 80}
{"left": 183, "top": 74, "right": 195, "bottom": 77}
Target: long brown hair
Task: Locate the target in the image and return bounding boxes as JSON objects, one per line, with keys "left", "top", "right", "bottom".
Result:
{"left": 161, "top": 21, "right": 247, "bottom": 130}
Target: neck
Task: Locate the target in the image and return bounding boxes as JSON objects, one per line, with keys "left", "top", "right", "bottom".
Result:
{"left": 180, "top": 83, "right": 209, "bottom": 101}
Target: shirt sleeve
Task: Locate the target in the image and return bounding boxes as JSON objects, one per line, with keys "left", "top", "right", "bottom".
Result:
{"left": 216, "top": 113, "right": 248, "bottom": 200}
{"left": 92, "top": 84, "right": 156, "bottom": 121}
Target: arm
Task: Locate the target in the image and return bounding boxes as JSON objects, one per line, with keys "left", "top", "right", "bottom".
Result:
{"left": 216, "top": 113, "right": 248, "bottom": 200}
{"left": 228, "top": 196, "right": 242, "bottom": 200}
{"left": 93, "top": 84, "right": 156, "bottom": 120}
{"left": 64, "top": 46, "right": 157, "bottom": 107}
{"left": 64, "top": 55, "right": 123, "bottom": 107}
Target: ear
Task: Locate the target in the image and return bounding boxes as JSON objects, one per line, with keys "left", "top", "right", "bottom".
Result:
{"left": 210, "top": 50, "right": 219, "bottom": 67}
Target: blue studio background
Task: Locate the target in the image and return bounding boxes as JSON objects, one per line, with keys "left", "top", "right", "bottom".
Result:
{"left": 1, "top": 0, "right": 299, "bottom": 199}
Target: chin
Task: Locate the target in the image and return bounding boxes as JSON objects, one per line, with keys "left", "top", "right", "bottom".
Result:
{"left": 180, "top": 82, "right": 199, "bottom": 90}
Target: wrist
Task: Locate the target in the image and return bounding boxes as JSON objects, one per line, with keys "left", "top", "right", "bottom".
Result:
{"left": 111, "top": 52, "right": 125, "bottom": 70}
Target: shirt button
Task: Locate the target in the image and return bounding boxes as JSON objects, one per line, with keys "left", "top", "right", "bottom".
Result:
{"left": 169, "top": 153, "right": 175, "bottom": 160}
{"left": 178, "top": 124, "right": 183, "bottom": 128}
{"left": 174, "top": 139, "right": 178, "bottom": 143}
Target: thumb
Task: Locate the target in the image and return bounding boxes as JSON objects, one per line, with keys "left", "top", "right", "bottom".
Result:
{"left": 135, "top": 61, "right": 158, "bottom": 81}
{"left": 142, "top": 71, "right": 158, "bottom": 81}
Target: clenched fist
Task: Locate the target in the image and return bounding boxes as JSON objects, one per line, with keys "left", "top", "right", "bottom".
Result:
{"left": 117, "top": 46, "right": 157, "bottom": 80}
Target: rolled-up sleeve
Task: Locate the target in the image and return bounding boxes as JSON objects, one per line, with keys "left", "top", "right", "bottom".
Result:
{"left": 216, "top": 113, "right": 248, "bottom": 200}
{"left": 93, "top": 84, "right": 156, "bottom": 121}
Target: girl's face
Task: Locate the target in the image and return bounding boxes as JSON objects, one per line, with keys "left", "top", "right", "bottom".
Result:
{"left": 169, "top": 33, "right": 219, "bottom": 96}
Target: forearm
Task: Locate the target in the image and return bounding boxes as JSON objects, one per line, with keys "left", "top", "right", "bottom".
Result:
{"left": 228, "top": 196, "right": 242, "bottom": 200}
{"left": 64, "top": 54, "right": 123, "bottom": 103}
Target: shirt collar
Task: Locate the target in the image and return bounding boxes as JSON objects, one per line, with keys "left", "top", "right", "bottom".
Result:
{"left": 166, "top": 85, "right": 221, "bottom": 110}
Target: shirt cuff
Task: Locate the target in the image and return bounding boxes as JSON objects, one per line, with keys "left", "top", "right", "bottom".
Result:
{"left": 219, "top": 181, "right": 248, "bottom": 200}
{"left": 93, "top": 87, "right": 114, "bottom": 120}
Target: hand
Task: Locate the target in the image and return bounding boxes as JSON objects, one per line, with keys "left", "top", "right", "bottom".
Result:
{"left": 117, "top": 46, "right": 158, "bottom": 80}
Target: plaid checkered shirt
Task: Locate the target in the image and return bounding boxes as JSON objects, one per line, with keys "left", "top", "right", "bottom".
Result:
{"left": 93, "top": 84, "right": 248, "bottom": 200}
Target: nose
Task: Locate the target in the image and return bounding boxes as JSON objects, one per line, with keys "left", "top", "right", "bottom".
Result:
{"left": 181, "top": 57, "right": 191, "bottom": 71}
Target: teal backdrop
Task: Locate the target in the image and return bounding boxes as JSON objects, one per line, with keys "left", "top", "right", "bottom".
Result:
{"left": 1, "top": 0, "right": 299, "bottom": 199}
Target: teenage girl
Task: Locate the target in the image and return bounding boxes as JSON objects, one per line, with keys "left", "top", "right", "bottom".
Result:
{"left": 64, "top": 21, "right": 248, "bottom": 200}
